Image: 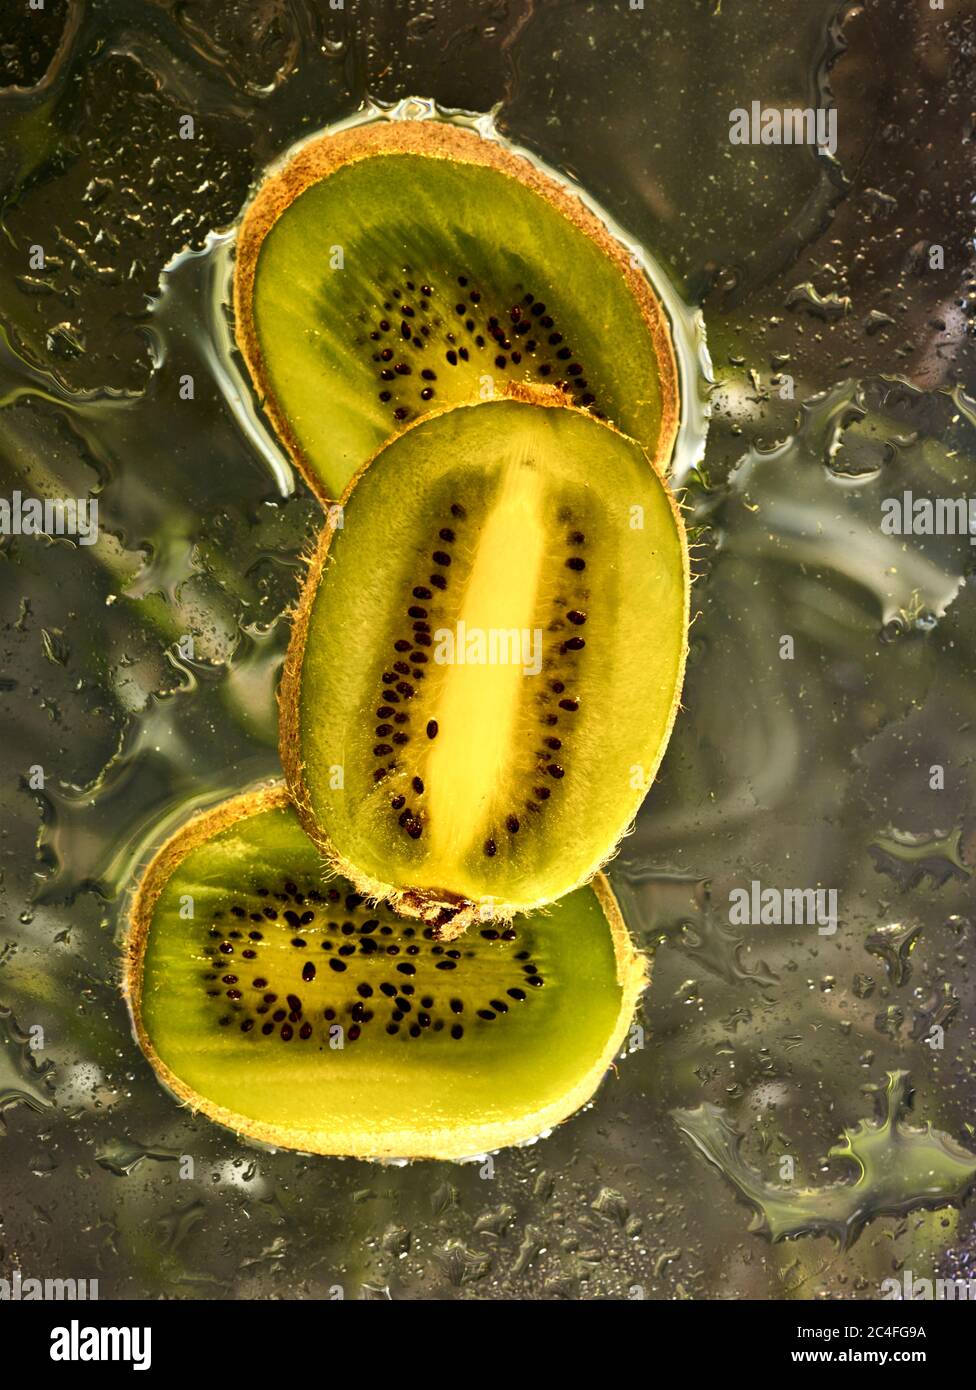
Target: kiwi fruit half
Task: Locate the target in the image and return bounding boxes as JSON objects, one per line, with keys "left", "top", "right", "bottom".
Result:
{"left": 125, "top": 785, "right": 645, "bottom": 1160}
{"left": 234, "top": 119, "right": 678, "bottom": 501}
{"left": 281, "top": 393, "right": 689, "bottom": 929}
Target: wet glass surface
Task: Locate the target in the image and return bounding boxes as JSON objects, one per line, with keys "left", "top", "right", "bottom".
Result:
{"left": 1, "top": 0, "right": 975, "bottom": 1299}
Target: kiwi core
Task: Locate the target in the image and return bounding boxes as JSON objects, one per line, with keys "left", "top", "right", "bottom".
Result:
{"left": 425, "top": 452, "right": 546, "bottom": 862}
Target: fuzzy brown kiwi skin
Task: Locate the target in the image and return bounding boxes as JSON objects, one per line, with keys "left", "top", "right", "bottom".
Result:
{"left": 233, "top": 117, "right": 680, "bottom": 507}
{"left": 122, "top": 781, "right": 649, "bottom": 1161}
{"left": 278, "top": 386, "right": 691, "bottom": 936}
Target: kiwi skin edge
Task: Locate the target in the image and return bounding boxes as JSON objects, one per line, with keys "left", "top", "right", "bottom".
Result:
{"left": 123, "top": 782, "right": 648, "bottom": 1162}
{"left": 278, "top": 385, "right": 691, "bottom": 937}
{"left": 232, "top": 118, "right": 680, "bottom": 506}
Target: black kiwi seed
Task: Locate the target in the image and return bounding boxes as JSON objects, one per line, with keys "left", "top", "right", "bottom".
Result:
{"left": 484, "top": 837, "right": 497, "bottom": 858}
{"left": 426, "top": 720, "right": 438, "bottom": 739}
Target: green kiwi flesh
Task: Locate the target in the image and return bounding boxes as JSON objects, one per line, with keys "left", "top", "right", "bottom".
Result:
{"left": 282, "top": 397, "right": 689, "bottom": 928}
{"left": 126, "top": 786, "right": 645, "bottom": 1160}
{"left": 234, "top": 120, "right": 678, "bottom": 500}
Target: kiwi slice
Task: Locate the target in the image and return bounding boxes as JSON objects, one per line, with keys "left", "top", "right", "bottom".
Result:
{"left": 234, "top": 119, "right": 678, "bottom": 500}
{"left": 125, "top": 785, "right": 645, "bottom": 1160}
{"left": 281, "top": 394, "right": 689, "bottom": 929}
